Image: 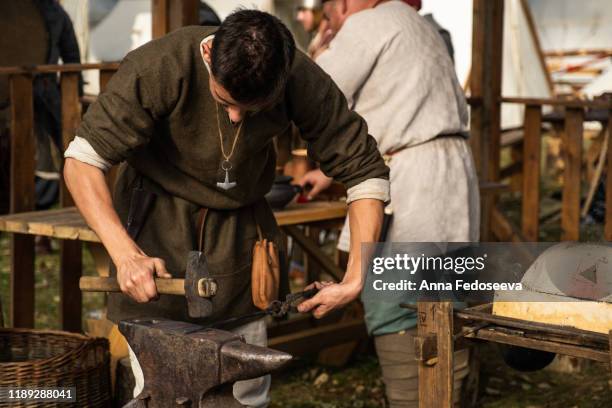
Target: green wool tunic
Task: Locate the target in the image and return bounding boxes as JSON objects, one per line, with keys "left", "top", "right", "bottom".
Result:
{"left": 77, "top": 26, "right": 389, "bottom": 324}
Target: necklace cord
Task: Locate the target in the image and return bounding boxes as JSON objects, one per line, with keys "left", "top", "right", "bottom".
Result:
{"left": 215, "top": 102, "right": 244, "bottom": 162}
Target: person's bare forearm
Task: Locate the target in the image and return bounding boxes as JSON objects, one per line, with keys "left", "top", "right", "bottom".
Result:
{"left": 63, "top": 158, "right": 141, "bottom": 264}
{"left": 344, "top": 198, "right": 383, "bottom": 292}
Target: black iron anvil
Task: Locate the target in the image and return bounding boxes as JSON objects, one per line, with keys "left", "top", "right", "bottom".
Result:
{"left": 119, "top": 318, "right": 292, "bottom": 407}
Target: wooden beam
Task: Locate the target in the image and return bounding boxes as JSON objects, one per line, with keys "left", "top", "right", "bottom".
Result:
{"left": 282, "top": 225, "right": 344, "bottom": 282}
{"left": 470, "top": 0, "right": 504, "bottom": 241}
{"left": 606, "top": 110, "right": 612, "bottom": 241}
{"left": 465, "top": 326, "right": 609, "bottom": 363}
{"left": 152, "top": 0, "right": 199, "bottom": 39}
{"left": 268, "top": 319, "right": 366, "bottom": 356}
{"left": 168, "top": 0, "right": 199, "bottom": 30}
{"left": 561, "top": 108, "right": 584, "bottom": 241}
{"left": 502, "top": 97, "right": 612, "bottom": 110}
{"left": 0, "top": 62, "right": 120, "bottom": 75}
{"left": 417, "top": 301, "right": 454, "bottom": 408}
{"left": 60, "top": 72, "right": 83, "bottom": 332}
{"left": 609, "top": 330, "right": 612, "bottom": 376}
{"left": 99, "top": 69, "right": 115, "bottom": 93}
{"left": 151, "top": 0, "right": 169, "bottom": 39}
{"left": 60, "top": 73, "right": 81, "bottom": 206}
{"left": 9, "top": 74, "right": 36, "bottom": 328}
{"left": 521, "top": 105, "right": 542, "bottom": 241}
{"left": 519, "top": 0, "right": 555, "bottom": 95}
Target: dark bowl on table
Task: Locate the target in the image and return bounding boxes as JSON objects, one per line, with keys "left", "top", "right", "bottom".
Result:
{"left": 266, "top": 175, "right": 303, "bottom": 209}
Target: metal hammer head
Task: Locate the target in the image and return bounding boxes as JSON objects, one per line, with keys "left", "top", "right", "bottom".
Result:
{"left": 119, "top": 318, "right": 292, "bottom": 408}
{"left": 185, "top": 251, "right": 217, "bottom": 318}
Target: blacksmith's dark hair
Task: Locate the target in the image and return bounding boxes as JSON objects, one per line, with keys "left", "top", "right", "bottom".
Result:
{"left": 211, "top": 9, "right": 296, "bottom": 106}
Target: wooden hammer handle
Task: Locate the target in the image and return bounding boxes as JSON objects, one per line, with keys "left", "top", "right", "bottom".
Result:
{"left": 80, "top": 276, "right": 185, "bottom": 296}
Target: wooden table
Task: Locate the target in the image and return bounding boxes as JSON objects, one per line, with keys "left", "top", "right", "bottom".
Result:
{"left": 0, "top": 201, "right": 347, "bottom": 242}
{"left": 0, "top": 201, "right": 347, "bottom": 330}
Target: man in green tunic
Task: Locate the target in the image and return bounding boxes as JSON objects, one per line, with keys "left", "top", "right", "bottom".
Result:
{"left": 64, "top": 9, "right": 388, "bottom": 406}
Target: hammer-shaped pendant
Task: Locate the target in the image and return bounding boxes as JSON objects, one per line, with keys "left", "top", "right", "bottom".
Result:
{"left": 217, "top": 161, "right": 236, "bottom": 190}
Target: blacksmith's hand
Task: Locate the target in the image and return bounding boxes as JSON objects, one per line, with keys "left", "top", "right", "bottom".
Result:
{"left": 298, "top": 169, "right": 332, "bottom": 200}
{"left": 297, "top": 280, "right": 361, "bottom": 318}
{"left": 117, "top": 253, "right": 172, "bottom": 303}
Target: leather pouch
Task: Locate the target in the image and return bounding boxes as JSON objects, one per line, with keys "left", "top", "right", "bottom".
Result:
{"left": 251, "top": 221, "right": 280, "bottom": 310}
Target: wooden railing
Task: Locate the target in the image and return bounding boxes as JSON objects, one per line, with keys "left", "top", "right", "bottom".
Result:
{"left": 499, "top": 97, "right": 612, "bottom": 241}
{"left": 2, "top": 63, "right": 118, "bottom": 330}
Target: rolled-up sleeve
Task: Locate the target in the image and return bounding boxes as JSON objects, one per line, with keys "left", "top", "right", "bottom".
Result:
{"left": 76, "top": 56, "right": 180, "bottom": 165}
{"left": 286, "top": 52, "right": 389, "bottom": 190}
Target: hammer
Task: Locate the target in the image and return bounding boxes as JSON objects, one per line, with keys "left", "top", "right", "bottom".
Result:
{"left": 80, "top": 251, "right": 217, "bottom": 318}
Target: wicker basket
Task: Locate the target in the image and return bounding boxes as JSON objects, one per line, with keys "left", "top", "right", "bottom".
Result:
{"left": 0, "top": 328, "right": 111, "bottom": 407}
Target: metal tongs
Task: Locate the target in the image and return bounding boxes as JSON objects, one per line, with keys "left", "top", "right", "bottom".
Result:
{"left": 208, "top": 288, "right": 319, "bottom": 329}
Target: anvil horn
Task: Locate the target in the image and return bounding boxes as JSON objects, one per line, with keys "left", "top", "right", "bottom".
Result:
{"left": 220, "top": 340, "right": 292, "bottom": 383}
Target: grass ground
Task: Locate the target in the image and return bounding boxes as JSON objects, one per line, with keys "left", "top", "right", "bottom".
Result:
{"left": 269, "top": 344, "right": 612, "bottom": 408}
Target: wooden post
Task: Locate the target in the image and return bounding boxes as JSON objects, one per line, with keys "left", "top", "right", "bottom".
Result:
{"left": 9, "top": 74, "right": 36, "bottom": 328}
{"left": 470, "top": 0, "right": 504, "bottom": 241}
{"left": 521, "top": 104, "right": 542, "bottom": 241}
{"left": 416, "top": 301, "right": 454, "bottom": 408}
{"left": 99, "top": 69, "right": 115, "bottom": 94}
{"left": 605, "top": 110, "right": 612, "bottom": 241}
{"left": 60, "top": 72, "right": 83, "bottom": 332}
{"left": 561, "top": 107, "right": 584, "bottom": 241}
{"left": 152, "top": 0, "right": 199, "bottom": 39}
{"left": 608, "top": 329, "right": 612, "bottom": 377}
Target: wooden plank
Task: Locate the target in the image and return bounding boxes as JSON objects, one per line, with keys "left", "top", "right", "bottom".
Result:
{"left": 417, "top": 301, "right": 454, "bottom": 408}
{"left": 268, "top": 319, "right": 366, "bottom": 356}
{"left": 456, "top": 305, "right": 608, "bottom": 346}
{"left": 522, "top": 105, "right": 542, "bottom": 240}
{"left": 275, "top": 202, "right": 347, "bottom": 226}
{"left": 561, "top": 108, "right": 584, "bottom": 241}
{"left": 470, "top": 0, "right": 504, "bottom": 241}
{"left": 465, "top": 326, "right": 609, "bottom": 363}
{"left": 0, "top": 203, "right": 347, "bottom": 242}
{"left": 606, "top": 110, "right": 612, "bottom": 241}
{"left": 502, "top": 97, "right": 612, "bottom": 110}
{"left": 0, "top": 62, "right": 120, "bottom": 75}
{"left": 60, "top": 72, "right": 83, "bottom": 332}
{"left": 9, "top": 74, "right": 36, "bottom": 328}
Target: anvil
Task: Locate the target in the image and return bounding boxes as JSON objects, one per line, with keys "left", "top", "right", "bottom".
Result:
{"left": 119, "top": 318, "right": 292, "bottom": 407}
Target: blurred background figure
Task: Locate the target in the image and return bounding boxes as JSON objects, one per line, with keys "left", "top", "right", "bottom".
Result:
{"left": 403, "top": 0, "right": 454, "bottom": 63}
{"left": 32, "top": 0, "right": 83, "bottom": 216}
{"left": 34, "top": 0, "right": 83, "bottom": 252}
{"left": 199, "top": 2, "right": 221, "bottom": 26}
{"left": 295, "top": 0, "right": 332, "bottom": 59}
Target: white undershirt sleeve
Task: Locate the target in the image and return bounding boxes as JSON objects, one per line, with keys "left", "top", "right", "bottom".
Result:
{"left": 345, "top": 177, "right": 390, "bottom": 205}
{"left": 64, "top": 136, "right": 113, "bottom": 172}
